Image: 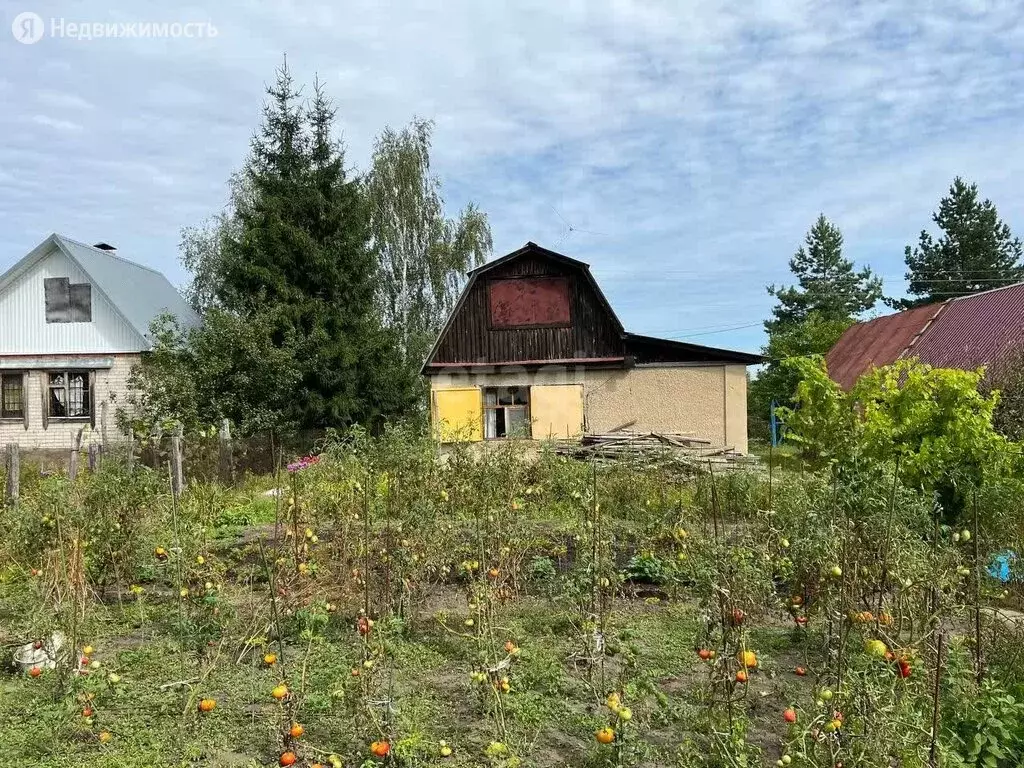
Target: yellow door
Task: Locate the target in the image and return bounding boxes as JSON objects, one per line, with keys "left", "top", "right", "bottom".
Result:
{"left": 432, "top": 387, "right": 483, "bottom": 442}
{"left": 530, "top": 384, "right": 584, "bottom": 439}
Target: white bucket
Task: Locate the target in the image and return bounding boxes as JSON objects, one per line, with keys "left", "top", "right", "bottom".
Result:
{"left": 13, "top": 631, "right": 65, "bottom": 672}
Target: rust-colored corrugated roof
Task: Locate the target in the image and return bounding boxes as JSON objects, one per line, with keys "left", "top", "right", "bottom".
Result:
{"left": 825, "top": 302, "right": 946, "bottom": 390}
{"left": 911, "top": 282, "right": 1024, "bottom": 371}
{"left": 826, "top": 281, "right": 1024, "bottom": 389}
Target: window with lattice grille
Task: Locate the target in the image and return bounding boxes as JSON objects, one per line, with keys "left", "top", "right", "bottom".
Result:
{"left": 0, "top": 373, "right": 24, "bottom": 419}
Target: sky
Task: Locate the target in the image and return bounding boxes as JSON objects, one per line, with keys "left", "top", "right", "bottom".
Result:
{"left": 2, "top": 1, "right": 1024, "bottom": 354}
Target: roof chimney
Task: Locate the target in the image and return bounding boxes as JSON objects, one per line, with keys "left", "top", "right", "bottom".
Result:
{"left": 92, "top": 242, "right": 116, "bottom": 252}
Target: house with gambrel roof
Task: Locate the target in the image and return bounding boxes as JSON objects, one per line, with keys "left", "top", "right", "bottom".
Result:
{"left": 422, "top": 242, "right": 762, "bottom": 452}
{"left": 0, "top": 234, "right": 200, "bottom": 450}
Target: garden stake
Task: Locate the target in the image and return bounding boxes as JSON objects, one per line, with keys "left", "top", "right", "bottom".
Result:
{"left": 928, "top": 633, "right": 944, "bottom": 768}
{"left": 973, "top": 488, "right": 982, "bottom": 683}
{"left": 876, "top": 455, "right": 900, "bottom": 625}
{"left": 168, "top": 460, "right": 187, "bottom": 679}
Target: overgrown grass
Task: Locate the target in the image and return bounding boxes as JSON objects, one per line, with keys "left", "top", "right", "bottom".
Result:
{"left": 1, "top": 428, "right": 1022, "bottom": 767}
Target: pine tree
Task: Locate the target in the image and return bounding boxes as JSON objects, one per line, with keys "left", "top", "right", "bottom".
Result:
{"left": 766, "top": 214, "right": 882, "bottom": 333}
{"left": 749, "top": 215, "right": 881, "bottom": 440}
{"left": 896, "top": 177, "right": 1024, "bottom": 308}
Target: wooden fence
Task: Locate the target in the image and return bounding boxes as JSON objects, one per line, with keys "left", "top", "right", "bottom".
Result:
{"left": 2, "top": 422, "right": 323, "bottom": 505}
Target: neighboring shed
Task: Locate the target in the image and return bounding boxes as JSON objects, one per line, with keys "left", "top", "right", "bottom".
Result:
{"left": 0, "top": 233, "right": 200, "bottom": 451}
{"left": 825, "top": 282, "right": 1024, "bottom": 390}
{"left": 422, "top": 242, "right": 762, "bottom": 452}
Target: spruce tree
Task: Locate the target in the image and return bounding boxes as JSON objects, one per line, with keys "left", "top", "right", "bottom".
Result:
{"left": 214, "top": 60, "right": 410, "bottom": 431}
{"left": 896, "top": 177, "right": 1024, "bottom": 308}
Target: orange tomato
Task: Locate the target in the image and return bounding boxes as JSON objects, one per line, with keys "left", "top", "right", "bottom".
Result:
{"left": 290, "top": 723, "right": 304, "bottom": 738}
{"left": 272, "top": 684, "right": 289, "bottom": 700}
{"left": 279, "top": 752, "right": 297, "bottom": 766}
{"left": 595, "top": 727, "right": 615, "bottom": 744}
{"left": 198, "top": 698, "right": 216, "bottom": 713}
{"left": 370, "top": 740, "right": 391, "bottom": 757}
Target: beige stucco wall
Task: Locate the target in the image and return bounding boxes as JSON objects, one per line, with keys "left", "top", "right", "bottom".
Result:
{"left": 429, "top": 362, "right": 750, "bottom": 453}
{"left": 0, "top": 354, "right": 138, "bottom": 451}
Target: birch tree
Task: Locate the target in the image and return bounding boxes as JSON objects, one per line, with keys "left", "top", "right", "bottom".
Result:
{"left": 368, "top": 118, "right": 492, "bottom": 368}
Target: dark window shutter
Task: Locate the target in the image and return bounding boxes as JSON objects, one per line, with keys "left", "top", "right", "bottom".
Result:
{"left": 44, "top": 278, "right": 71, "bottom": 323}
{"left": 39, "top": 372, "right": 48, "bottom": 430}
{"left": 69, "top": 284, "right": 92, "bottom": 322}
{"left": 89, "top": 371, "right": 96, "bottom": 428}
{"left": 22, "top": 372, "right": 29, "bottom": 430}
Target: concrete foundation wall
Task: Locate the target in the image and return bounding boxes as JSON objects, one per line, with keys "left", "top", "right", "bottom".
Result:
{"left": 0, "top": 354, "right": 138, "bottom": 451}
{"left": 429, "top": 362, "right": 750, "bottom": 453}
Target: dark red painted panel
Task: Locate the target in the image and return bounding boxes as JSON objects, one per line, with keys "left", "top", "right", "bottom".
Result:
{"left": 489, "top": 277, "right": 571, "bottom": 327}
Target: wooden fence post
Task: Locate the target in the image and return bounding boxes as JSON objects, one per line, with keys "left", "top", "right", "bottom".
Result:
{"left": 88, "top": 442, "right": 100, "bottom": 473}
{"left": 4, "top": 444, "right": 19, "bottom": 505}
{"left": 69, "top": 428, "right": 84, "bottom": 482}
{"left": 170, "top": 423, "right": 184, "bottom": 500}
{"left": 127, "top": 428, "right": 136, "bottom": 473}
{"left": 218, "top": 419, "right": 234, "bottom": 486}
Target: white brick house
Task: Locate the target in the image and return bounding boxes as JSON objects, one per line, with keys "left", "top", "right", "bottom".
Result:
{"left": 0, "top": 234, "right": 200, "bottom": 451}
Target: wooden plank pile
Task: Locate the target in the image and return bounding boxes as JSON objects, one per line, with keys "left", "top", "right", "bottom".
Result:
{"left": 552, "top": 431, "right": 758, "bottom": 473}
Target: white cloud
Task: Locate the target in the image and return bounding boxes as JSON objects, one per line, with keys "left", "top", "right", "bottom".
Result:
{"left": 1, "top": 0, "right": 1023, "bottom": 349}
{"left": 30, "top": 114, "right": 83, "bottom": 132}
{"left": 36, "top": 90, "right": 94, "bottom": 110}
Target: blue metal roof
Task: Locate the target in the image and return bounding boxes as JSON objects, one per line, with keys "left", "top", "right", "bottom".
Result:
{"left": 52, "top": 235, "right": 201, "bottom": 341}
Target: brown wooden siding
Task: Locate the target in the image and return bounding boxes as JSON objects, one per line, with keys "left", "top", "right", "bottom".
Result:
{"left": 432, "top": 255, "right": 624, "bottom": 364}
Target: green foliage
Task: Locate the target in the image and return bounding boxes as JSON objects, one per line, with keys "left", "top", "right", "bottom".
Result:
{"left": 986, "top": 346, "right": 1024, "bottom": 441}
{"left": 751, "top": 215, "right": 881, "bottom": 440}
{"left": 896, "top": 177, "right": 1024, "bottom": 309}
{"left": 853, "top": 359, "right": 1005, "bottom": 491}
{"left": 368, "top": 117, "right": 492, "bottom": 373}
{"left": 771, "top": 355, "right": 854, "bottom": 462}
{"left": 948, "top": 680, "right": 1024, "bottom": 767}
{"left": 766, "top": 214, "right": 882, "bottom": 333}
{"left": 123, "top": 311, "right": 303, "bottom": 435}
{"left": 624, "top": 551, "right": 670, "bottom": 585}
{"left": 780, "top": 356, "right": 1008, "bottom": 490}
{"left": 119, "top": 314, "right": 201, "bottom": 433}
{"left": 133, "top": 61, "right": 428, "bottom": 436}
{"left": 216, "top": 66, "right": 414, "bottom": 430}
{"left": 748, "top": 312, "right": 853, "bottom": 440}
{"left": 3, "top": 426, "right": 1023, "bottom": 767}
{"left": 527, "top": 555, "right": 557, "bottom": 585}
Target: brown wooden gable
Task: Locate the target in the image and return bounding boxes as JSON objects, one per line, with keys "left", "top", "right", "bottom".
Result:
{"left": 425, "top": 243, "right": 626, "bottom": 368}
